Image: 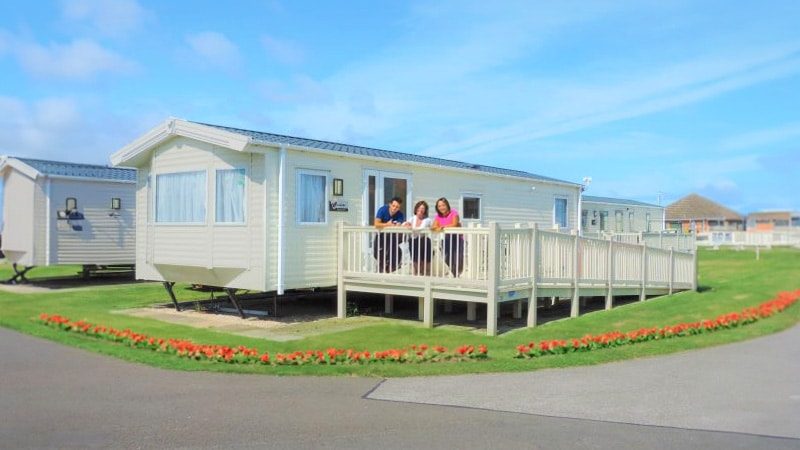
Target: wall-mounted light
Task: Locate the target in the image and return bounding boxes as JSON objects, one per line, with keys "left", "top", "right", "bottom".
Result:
{"left": 111, "top": 198, "right": 121, "bottom": 210}
{"left": 65, "top": 197, "right": 77, "bottom": 212}
{"left": 333, "top": 178, "right": 344, "bottom": 196}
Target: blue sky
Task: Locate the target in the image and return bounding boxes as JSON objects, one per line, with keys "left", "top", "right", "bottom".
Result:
{"left": 1, "top": 0, "right": 799, "bottom": 215}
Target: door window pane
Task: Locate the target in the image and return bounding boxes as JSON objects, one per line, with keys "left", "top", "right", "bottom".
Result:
{"left": 215, "top": 169, "right": 246, "bottom": 223}
{"left": 554, "top": 198, "right": 567, "bottom": 228}
{"left": 383, "top": 177, "right": 407, "bottom": 217}
{"left": 297, "top": 171, "right": 327, "bottom": 223}
{"left": 156, "top": 171, "right": 206, "bottom": 223}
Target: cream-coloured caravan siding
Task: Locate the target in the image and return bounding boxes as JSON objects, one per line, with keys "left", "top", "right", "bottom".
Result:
{"left": 1, "top": 170, "right": 36, "bottom": 265}
{"left": 48, "top": 178, "right": 135, "bottom": 265}
{"left": 582, "top": 200, "right": 665, "bottom": 233}
{"left": 279, "top": 147, "right": 580, "bottom": 289}
{"left": 32, "top": 177, "right": 48, "bottom": 265}
{"left": 139, "top": 137, "right": 266, "bottom": 290}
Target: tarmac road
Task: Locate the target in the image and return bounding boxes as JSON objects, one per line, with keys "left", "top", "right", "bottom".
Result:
{"left": 0, "top": 326, "right": 797, "bottom": 449}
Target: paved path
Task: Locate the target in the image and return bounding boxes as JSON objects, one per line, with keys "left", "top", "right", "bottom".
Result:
{"left": 369, "top": 325, "right": 800, "bottom": 439}
{"left": 0, "top": 327, "right": 798, "bottom": 449}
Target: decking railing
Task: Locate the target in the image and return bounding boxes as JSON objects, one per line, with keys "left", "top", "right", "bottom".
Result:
{"left": 583, "top": 231, "right": 696, "bottom": 252}
{"left": 337, "top": 223, "right": 697, "bottom": 335}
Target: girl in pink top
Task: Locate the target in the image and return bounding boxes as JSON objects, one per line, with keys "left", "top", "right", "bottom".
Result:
{"left": 432, "top": 197, "right": 464, "bottom": 276}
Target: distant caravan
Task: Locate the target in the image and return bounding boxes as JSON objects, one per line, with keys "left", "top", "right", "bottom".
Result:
{"left": 0, "top": 156, "right": 136, "bottom": 283}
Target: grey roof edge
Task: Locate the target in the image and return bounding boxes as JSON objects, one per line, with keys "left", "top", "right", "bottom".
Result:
{"left": 582, "top": 195, "right": 663, "bottom": 208}
{"left": 193, "top": 121, "right": 580, "bottom": 187}
{"left": 7, "top": 156, "right": 136, "bottom": 182}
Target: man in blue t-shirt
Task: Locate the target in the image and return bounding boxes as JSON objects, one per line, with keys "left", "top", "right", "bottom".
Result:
{"left": 373, "top": 197, "right": 408, "bottom": 272}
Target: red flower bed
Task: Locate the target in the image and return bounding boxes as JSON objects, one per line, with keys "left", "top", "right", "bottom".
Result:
{"left": 36, "top": 314, "right": 488, "bottom": 366}
{"left": 515, "top": 290, "right": 800, "bottom": 359}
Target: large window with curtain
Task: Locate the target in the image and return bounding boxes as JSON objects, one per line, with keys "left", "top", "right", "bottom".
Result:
{"left": 155, "top": 170, "right": 207, "bottom": 223}
{"left": 215, "top": 168, "right": 246, "bottom": 223}
{"left": 296, "top": 169, "right": 327, "bottom": 224}
{"left": 554, "top": 197, "right": 568, "bottom": 229}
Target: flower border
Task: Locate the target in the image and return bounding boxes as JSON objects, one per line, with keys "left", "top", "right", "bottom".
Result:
{"left": 515, "top": 290, "right": 799, "bottom": 358}
{"left": 36, "top": 314, "right": 488, "bottom": 366}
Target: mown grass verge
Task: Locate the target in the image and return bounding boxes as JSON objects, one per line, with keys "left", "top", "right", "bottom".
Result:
{"left": 0, "top": 248, "right": 798, "bottom": 377}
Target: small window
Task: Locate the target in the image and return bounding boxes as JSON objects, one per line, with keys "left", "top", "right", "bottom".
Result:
{"left": 628, "top": 211, "right": 634, "bottom": 231}
{"left": 599, "top": 211, "right": 608, "bottom": 231}
{"left": 215, "top": 168, "right": 246, "bottom": 223}
{"left": 66, "top": 197, "right": 77, "bottom": 211}
{"left": 462, "top": 196, "right": 481, "bottom": 220}
{"left": 615, "top": 210, "right": 624, "bottom": 232}
{"left": 554, "top": 198, "right": 568, "bottom": 228}
{"left": 581, "top": 210, "right": 588, "bottom": 230}
{"left": 296, "top": 170, "right": 327, "bottom": 224}
{"left": 111, "top": 198, "right": 121, "bottom": 210}
{"left": 645, "top": 212, "right": 652, "bottom": 232}
{"left": 155, "top": 171, "right": 207, "bottom": 223}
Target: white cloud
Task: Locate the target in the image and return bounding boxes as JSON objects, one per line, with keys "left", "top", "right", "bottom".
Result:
{"left": 721, "top": 121, "right": 800, "bottom": 150}
{"left": 14, "top": 38, "right": 137, "bottom": 80}
{"left": 60, "top": 0, "right": 148, "bottom": 37}
{"left": 185, "top": 32, "right": 242, "bottom": 71}
{"left": 0, "top": 97, "right": 81, "bottom": 155}
{"left": 261, "top": 35, "right": 305, "bottom": 65}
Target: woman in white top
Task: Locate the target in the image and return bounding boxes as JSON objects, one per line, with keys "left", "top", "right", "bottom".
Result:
{"left": 407, "top": 200, "right": 432, "bottom": 275}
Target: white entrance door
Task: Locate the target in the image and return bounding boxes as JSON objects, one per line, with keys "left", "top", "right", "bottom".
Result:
{"left": 363, "top": 170, "right": 412, "bottom": 225}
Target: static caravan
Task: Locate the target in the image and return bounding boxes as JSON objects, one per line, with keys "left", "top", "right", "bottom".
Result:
{"left": 111, "top": 118, "right": 582, "bottom": 298}
{"left": 0, "top": 156, "right": 136, "bottom": 282}
{"left": 581, "top": 195, "right": 665, "bottom": 234}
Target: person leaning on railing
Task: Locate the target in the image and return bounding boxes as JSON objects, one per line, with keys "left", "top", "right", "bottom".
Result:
{"left": 431, "top": 197, "right": 464, "bottom": 277}
{"left": 406, "top": 200, "right": 433, "bottom": 275}
{"left": 373, "top": 196, "right": 409, "bottom": 273}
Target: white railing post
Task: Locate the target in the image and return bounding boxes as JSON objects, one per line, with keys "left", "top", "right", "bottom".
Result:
{"left": 486, "top": 222, "right": 500, "bottom": 336}
{"left": 527, "top": 223, "right": 538, "bottom": 327}
{"left": 605, "top": 238, "right": 614, "bottom": 310}
{"left": 639, "top": 242, "right": 648, "bottom": 301}
{"left": 336, "top": 222, "right": 346, "bottom": 318}
{"left": 570, "top": 229, "right": 580, "bottom": 318}
{"left": 692, "top": 248, "right": 699, "bottom": 291}
{"left": 668, "top": 248, "right": 674, "bottom": 295}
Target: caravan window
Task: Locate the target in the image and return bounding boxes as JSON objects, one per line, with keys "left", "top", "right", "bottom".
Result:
{"left": 554, "top": 198, "right": 568, "bottom": 229}
{"left": 215, "top": 168, "right": 246, "bottom": 223}
{"left": 462, "top": 195, "right": 481, "bottom": 220}
{"left": 615, "top": 210, "right": 624, "bottom": 232}
{"left": 155, "top": 171, "right": 207, "bottom": 223}
{"left": 296, "top": 169, "right": 327, "bottom": 224}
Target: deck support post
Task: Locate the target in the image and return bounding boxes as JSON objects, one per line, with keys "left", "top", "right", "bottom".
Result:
{"left": 224, "top": 288, "right": 246, "bottom": 319}
{"left": 336, "top": 222, "right": 346, "bottom": 319}
{"left": 570, "top": 230, "right": 580, "bottom": 318}
{"left": 513, "top": 300, "right": 523, "bottom": 319}
{"left": 640, "top": 243, "right": 648, "bottom": 302}
{"left": 163, "top": 281, "right": 180, "bottom": 311}
{"left": 385, "top": 295, "right": 394, "bottom": 314}
{"left": 605, "top": 239, "right": 614, "bottom": 310}
{"left": 486, "top": 222, "right": 500, "bottom": 336}
{"left": 526, "top": 224, "right": 538, "bottom": 327}
{"left": 467, "top": 302, "right": 477, "bottom": 321}
{"left": 418, "top": 297, "right": 424, "bottom": 321}
{"left": 422, "top": 282, "right": 433, "bottom": 328}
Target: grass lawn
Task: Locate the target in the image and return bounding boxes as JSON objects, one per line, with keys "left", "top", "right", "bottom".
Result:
{"left": 1, "top": 248, "right": 798, "bottom": 377}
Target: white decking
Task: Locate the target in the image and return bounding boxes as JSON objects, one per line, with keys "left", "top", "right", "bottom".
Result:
{"left": 336, "top": 223, "right": 697, "bottom": 335}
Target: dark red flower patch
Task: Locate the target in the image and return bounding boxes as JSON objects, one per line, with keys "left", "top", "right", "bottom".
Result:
{"left": 36, "top": 314, "right": 488, "bottom": 366}
{"left": 515, "top": 289, "right": 800, "bottom": 359}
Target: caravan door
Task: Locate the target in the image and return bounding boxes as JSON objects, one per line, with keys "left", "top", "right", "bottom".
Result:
{"left": 363, "top": 170, "right": 412, "bottom": 225}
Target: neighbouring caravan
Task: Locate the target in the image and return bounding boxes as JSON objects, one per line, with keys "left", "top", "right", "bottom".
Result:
{"left": 0, "top": 156, "right": 136, "bottom": 282}
{"left": 581, "top": 195, "right": 665, "bottom": 234}
{"left": 111, "top": 118, "right": 582, "bottom": 294}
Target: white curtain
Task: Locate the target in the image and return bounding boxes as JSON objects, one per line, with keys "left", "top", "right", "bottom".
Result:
{"left": 555, "top": 198, "right": 567, "bottom": 228}
{"left": 216, "top": 169, "right": 245, "bottom": 223}
{"left": 297, "top": 173, "right": 326, "bottom": 223}
{"left": 156, "top": 171, "right": 206, "bottom": 223}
